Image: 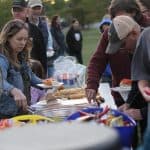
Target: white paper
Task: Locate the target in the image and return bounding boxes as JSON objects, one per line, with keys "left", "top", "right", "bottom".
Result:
{"left": 99, "top": 83, "right": 117, "bottom": 109}
{"left": 111, "top": 86, "right": 131, "bottom": 102}
{"left": 31, "top": 100, "right": 47, "bottom": 109}
{"left": 37, "top": 82, "right": 63, "bottom": 89}
{"left": 57, "top": 98, "right": 88, "bottom": 106}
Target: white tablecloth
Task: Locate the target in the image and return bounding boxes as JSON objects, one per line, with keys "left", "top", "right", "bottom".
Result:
{"left": 99, "top": 83, "right": 117, "bottom": 109}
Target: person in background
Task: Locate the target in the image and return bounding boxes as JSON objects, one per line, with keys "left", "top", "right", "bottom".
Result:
{"left": 99, "top": 16, "right": 112, "bottom": 33}
{"left": 28, "top": 0, "right": 55, "bottom": 77}
{"left": 51, "top": 15, "right": 68, "bottom": 58}
{"left": 11, "top": 0, "right": 47, "bottom": 76}
{"left": 129, "top": 3, "right": 150, "bottom": 149}
{"left": 99, "top": 16, "right": 112, "bottom": 85}
{"left": 86, "top": 0, "right": 150, "bottom": 108}
{"left": 43, "top": 16, "right": 55, "bottom": 78}
{"left": 106, "top": 15, "right": 147, "bottom": 148}
{"left": 29, "top": 59, "right": 45, "bottom": 105}
{"left": 0, "top": 19, "right": 43, "bottom": 111}
{"left": 66, "top": 18, "right": 83, "bottom": 64}
{"left": 136, "top": 0, "right": 150, "bottom": 17}
{"left": 28, "top": 0, "right": 54, "bottom": 59}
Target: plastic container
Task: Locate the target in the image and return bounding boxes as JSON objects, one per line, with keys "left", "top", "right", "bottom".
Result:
{"left": 55, "top": 73, "right": 77, "bottom": 88}
{"left": 66, "top": 107, "right": 136, "bottom": 148}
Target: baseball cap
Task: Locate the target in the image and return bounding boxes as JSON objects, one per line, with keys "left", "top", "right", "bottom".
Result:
{"left": 28, "top": 0, "right": 43, "bottom": 8}
{"left": 12, "top": 0, "right": 28, "bottom": 8}
{"left": 99, "top": 18, "right": 112, "bottom": 33}
{"left": 106, "top": 15, "right": 140, "bottom": 54}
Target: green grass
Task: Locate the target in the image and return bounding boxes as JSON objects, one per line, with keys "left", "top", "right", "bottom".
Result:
{"left": 82, "top": 28, "right": 100, "bottom": 66}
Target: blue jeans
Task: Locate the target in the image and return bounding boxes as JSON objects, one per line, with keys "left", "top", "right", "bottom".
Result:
{"left": 47, "top": 66, "right": 54, "bottom": 77}
{"left": 137, "top": 127, "right": 150, "bottom": 150}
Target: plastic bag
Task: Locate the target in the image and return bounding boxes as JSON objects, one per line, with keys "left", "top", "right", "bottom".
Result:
{"left": 53, "top": 56, "right": 86, "bottom": 88}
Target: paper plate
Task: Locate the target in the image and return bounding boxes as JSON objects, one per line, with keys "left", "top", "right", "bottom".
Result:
{"left": 111, "top": 86, "right": 131, "bottom": 101}
{"left": 111, "top": 86, "right": 131, "bottom": 92}
{"left": 37, "top": 82, "right": 63, "bottom": 89}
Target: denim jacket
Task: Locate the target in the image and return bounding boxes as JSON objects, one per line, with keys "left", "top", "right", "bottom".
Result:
{"left": 0, "top": 54, "right": 42, "bottom": 93}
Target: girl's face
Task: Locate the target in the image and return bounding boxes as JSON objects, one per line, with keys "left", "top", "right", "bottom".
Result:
{"left": 72, "top": 21, "right": 80, "bottom": 29}
{"left": 8, "top": 28, "right": 28, "bottom": 53}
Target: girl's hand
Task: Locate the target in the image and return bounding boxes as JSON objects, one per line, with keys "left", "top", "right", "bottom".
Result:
{"left": 10, "top": 88, "right": 27, "bottom": 111}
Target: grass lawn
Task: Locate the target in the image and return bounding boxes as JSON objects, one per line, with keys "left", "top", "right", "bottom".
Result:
{"left": 82, "top": 28, "right": 100, "bottom": 66}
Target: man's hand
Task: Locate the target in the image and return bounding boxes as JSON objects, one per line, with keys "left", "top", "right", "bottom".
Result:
{"left": 124, "top": 108, "right": 142, "bottom": 120}
{"left": 118, "top": 103, "right": 130, "bottom": 112}
{"left": 85, "top": 89, "right": 97, "bottom": 103}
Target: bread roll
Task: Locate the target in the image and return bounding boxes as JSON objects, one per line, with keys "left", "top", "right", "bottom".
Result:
{"left": 58, "top": 88, "right": 84, "bottom": 95}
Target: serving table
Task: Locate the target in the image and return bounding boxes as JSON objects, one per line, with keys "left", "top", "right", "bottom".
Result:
{"left": 28, "top": 83, "right": 117, "bottom": 121}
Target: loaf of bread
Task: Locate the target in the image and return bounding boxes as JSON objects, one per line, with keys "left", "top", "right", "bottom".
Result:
{"left": 68, "top": 92, "right": 86, "bottom": 99}
{"left": 57, "top": 88, "right": 84, "bottom": 95}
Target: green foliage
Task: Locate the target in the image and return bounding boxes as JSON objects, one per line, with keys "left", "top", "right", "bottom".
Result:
{"left": 0, "top": 0, "right": 111, "bottom": 29}
{"left": 82, "top": 28, "right": 100, "bottom": 66}
{"left": 44, "top": 0, "right": 111, "bottom": 26}
{"left": 0, "top": 0, "right": 12, "bottom": 30}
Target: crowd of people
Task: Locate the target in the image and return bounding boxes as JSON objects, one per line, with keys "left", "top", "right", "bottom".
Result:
{"left": 0, "top": 0, "right": 150, "bottom": 149}
{"left": 85, "top": 0, "right": 150, "bottom": 149}
{"left": 0, "top": 0, "right": 83, "bottom": 113}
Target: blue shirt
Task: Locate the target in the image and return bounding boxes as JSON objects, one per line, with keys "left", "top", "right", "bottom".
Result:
{"left": 0, "top": 54, "right": 42, "bottom": 93}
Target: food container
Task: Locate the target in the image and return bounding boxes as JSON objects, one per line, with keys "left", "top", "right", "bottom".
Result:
{"left": 66, "top": 107, "right": 136, "bottom": 148}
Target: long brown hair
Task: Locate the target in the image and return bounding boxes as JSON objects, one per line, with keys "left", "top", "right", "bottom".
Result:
{"left": 0, "top": 19, "right": 31, "bottom": 68}
{"left": 51, "top": 15, "right": 61, "bottom": 30}
{"left": 29, "top": 59, "right": 45, "bottom": 79}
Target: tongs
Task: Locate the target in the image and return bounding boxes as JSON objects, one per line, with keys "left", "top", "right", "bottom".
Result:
{"left": 26, "top": 106, "right": 35, "bottom": 114}
{"left": 77, "top": 106, "right": 110, "bottom": 122}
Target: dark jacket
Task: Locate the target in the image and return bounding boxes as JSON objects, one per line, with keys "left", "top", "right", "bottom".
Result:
{"left": 38, "top": 18, "right": 49, "bottom": 48}
{"left": 127, "top": 81, "right": 147, "bottom": 119}
{"left": 27, "top": 21, "right": 47, "bottom": 74}
{"left": 51, "top": 26, "right": 67, "bottom": 57}
{"left": 66, "top": 27, "right": 82, "bottom": 54}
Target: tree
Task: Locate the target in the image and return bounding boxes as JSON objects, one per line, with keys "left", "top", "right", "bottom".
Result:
{"left": 44, "top": 0, "right": 111, "bottom": 26}
{"left": 0, "top": 0, "right": 11, "bottom": 30}
{"left": 0, "top": 0, "right": 111, "bottom": 29}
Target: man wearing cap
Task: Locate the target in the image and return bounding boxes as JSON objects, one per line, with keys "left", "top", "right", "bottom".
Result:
{"left": 106, "top": 15, "right": 149, "bottom": 148}
{"left": 86, "top": 0, "right": 150, "bottom": 107}
{"left": 106, "top": 16, "right": 141, "bottom": 55}
{"left": 28, "top": 0, "right": 53, "bottom": 54}
{"left": 11, "top": 0, "right": 47, "bottom": 76}
{"left": 28, "top": 0, "right": 54, "bottom": 77}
